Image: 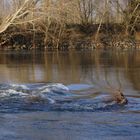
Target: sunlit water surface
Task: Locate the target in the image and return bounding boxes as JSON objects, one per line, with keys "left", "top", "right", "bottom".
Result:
{"left": 0, "top": 50, "right": 140, "bottom": 140}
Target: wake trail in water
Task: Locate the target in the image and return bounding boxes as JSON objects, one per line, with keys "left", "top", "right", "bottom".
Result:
{"left": 0, "top": 83, "right": 139, "bottom": 113}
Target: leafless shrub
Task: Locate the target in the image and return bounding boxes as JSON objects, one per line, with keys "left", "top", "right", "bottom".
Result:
{"left": 0, "top": 0, "right": 139, "bottom": 48}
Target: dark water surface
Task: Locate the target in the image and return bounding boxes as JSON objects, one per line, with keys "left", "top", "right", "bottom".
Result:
{"left": 0, "top": 50, "right": 140, "bottom": 140}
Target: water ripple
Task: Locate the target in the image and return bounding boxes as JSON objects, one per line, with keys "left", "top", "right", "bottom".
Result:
{"left": 0, "top": 83, "right": 139, "bottom": 113}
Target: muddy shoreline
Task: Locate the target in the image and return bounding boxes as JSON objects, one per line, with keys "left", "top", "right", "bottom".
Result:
{"left": 0, "top": 24, "right": 140, "bottom": 50}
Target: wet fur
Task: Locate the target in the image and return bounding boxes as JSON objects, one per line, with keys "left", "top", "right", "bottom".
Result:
{"left": 113, "top": 91, "right": 128, "bottom": 105}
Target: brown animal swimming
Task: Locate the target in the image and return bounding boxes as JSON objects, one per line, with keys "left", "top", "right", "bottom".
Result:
{"left": 113, "top": 90, "right": 128, "bottom": 105}
{"left": 26, "top": 90, "right": 128, "bottom": 106}
{"left": 103, "top": 90, "right": 128, "bottom": 105}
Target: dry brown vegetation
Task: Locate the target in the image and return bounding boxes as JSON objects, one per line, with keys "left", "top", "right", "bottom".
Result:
{"left": 0, "top": 0, "right": 139, "bottom": 50}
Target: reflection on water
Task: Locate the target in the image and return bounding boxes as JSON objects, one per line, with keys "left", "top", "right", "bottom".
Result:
{"left": 0, "top": 50, "right": 140, "bottom": 140}
{"left": 0, "top": 50, "right": 140, "bottom": 113}
{"left": 0, "top": 50, "right": 140, "bottom": 92}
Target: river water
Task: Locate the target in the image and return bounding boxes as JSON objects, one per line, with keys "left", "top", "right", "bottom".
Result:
{"left": 0, "top": 50, "right": 140, "bottom": 140}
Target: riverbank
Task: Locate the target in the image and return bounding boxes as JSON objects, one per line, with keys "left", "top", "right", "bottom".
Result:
{"left": 0, "top": 24, "right": 140, "bottom": 50}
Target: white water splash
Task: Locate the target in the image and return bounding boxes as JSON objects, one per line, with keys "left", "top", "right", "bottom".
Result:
{"left": 10, "top": 84, "right": 29, "bottom": 90}
{"left": 0, "top": 89, "right": 28, "bottom": 98}
{"left": 53, "top": 83, "right": 69, "bottom": 91}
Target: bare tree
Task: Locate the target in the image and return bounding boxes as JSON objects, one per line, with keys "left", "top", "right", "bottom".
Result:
{"left": 0, "top": 0, "right": 40, "bottom": 34}
{"left": 77, "top": 0, "right": 94, "bottom": 25}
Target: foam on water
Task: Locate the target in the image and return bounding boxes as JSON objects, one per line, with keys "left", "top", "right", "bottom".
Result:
{"left": 0, "top": 83, "right": 139, "bottom": 113}
{"left": 0, "top": 83, "right": 70, "bottom": 101}
{"left": 10, "top": 84, "right": 29, "bottom": 90}
{"left": 0, "top": 89, "right": 28, "bottom": 98}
